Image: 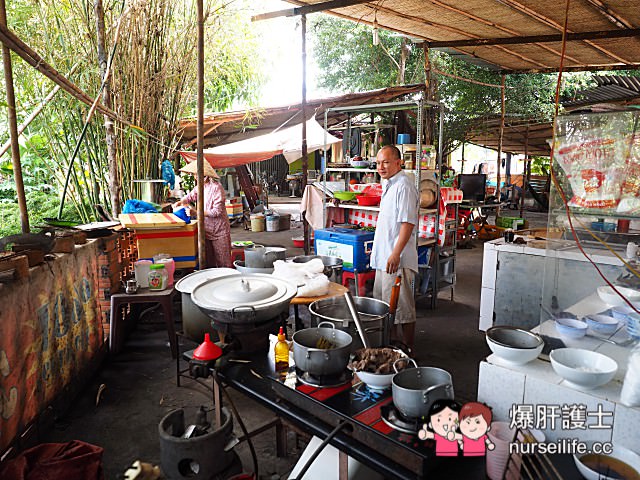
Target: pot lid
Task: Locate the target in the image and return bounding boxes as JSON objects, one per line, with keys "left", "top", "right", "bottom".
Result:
{"left": 175, "top": 268, "right": 239, "bottom": 294}
{"left": 191, "top": 274, "right": 297, "bottom": 312}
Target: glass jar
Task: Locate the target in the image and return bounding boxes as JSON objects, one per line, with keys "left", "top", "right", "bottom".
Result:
{"left": 148, "top": 264, "right": 167, "bottom": 291}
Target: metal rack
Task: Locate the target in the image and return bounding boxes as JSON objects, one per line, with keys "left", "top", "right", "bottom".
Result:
{"left": 321, "top": 98, "right": 453, "bottom": 306}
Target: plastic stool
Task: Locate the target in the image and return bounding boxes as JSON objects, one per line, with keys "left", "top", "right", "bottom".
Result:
{"left": 342, "top": 270, "right": 376, "bottom": 296}
{"left": 230, "top": 247, "right": 245, "bottom": 264}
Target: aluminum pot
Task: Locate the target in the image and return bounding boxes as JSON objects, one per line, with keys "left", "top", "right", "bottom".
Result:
{"left": 292, "top": 255, "right": 343, "bottom": 284}
{"left": 133, "top": 179, "right": 166, "bottom": 204}
{"left": 244, "top": 245, "right": 266, "bottom": 268}
{"left": 263, "top": 247, "right": 286, "bottom": 268}
{"left": 191, "top": 274, "right": 297, "bottom": 323}
{"left": 293, "top": 322, "right": 352, "bottom": 376}
{"left": 391, "top": 359, "right": 454, "bottom": 419}
{"left": 174, "top": 268, "right": 239, "bottom": 342}
{"left": 309, "top": 296, "right": 390, "bottom": 350}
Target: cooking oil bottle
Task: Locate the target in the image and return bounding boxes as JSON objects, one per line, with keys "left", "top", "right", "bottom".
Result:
{"left": 274, "top": 326, "right": 289, "bottom": 371}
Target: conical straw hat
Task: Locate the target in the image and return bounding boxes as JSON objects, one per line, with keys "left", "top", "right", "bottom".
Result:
{"left": 179, "top": 160, "right": 219, "bottom": 178}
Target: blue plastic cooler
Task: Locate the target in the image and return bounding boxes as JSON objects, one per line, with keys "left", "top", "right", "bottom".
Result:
{"left": 314, "top": 227, "right": 375, "bottom": 272}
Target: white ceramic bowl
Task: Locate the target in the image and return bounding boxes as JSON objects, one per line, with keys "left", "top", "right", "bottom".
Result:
{"left": 550, "top": 348, "right": 617, "bottom": 389}
{"left": 573, "top": 445, "right": 640, "bottom": 480}
{"left": 356, "top": 370, "right": 396, "bottom": 390}
{"left": 554, "top": 318, "right": 588, "bottom": 339}
{"left": 486, "top": 327, "right": 544, "bottom": 365}
{"left": 597, "top": 286, "right": 640, "bottom": 307}
{"left": 585, "top": 314, "right": 619, "bottom": 335}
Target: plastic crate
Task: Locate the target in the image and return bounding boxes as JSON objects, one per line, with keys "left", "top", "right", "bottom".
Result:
{"left": 314, "top": 227, "right": 374, "bottom": 272}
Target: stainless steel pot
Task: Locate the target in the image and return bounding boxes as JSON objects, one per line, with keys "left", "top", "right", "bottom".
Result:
{"left": 133, "top": 179, "right": 166, "bottom": 204}
{"left": 244, "top": 245, "right": 266, "bottom": 268}
{"left": 264, "top": 247, "right": 286, "bottom": 268}
{"left": 308, "top": 296, "right": 390, "bottom": 350}
{"left": 174, "top": 268, "right": 239, "bottom": 342}
{"left": 292, "top": 322, "right": 352, "bottom": 376}
{"left": 292, "top": 255, "right": 343, "bottom": 284}
{"left": 191, "top": 274, "right": 297, "bottom": 323}
{"left": 391, "top": 359, "right": 454, "bottom": 419}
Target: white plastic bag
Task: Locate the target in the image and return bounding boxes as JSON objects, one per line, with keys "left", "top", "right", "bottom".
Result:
{"left": 271, "top": 259, "right": 330, "bottom": 297}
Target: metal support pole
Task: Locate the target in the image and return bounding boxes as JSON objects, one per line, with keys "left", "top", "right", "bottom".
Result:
{"left": 0, "top": 0, "right": 29, "bottom": 233}
{"left": 196, "top": 0, "right": 206, "bottom": 269}
{"left": 301, "top": 14, "right": 310, "bottom": 255}
{"left": 520, "top": 124, "right": 530, "bottom": 217}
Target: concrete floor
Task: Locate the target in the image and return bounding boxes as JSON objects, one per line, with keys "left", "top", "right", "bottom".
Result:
{"left": 41, "top": 204, "right": 550, "bottom": 479}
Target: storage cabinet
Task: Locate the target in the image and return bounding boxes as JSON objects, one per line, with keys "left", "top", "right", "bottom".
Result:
{"left": 321, "top": 99, "right": 456, "bottom": 306}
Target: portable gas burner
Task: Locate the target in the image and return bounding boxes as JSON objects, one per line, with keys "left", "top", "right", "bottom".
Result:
{"left": 295, "top": 368, "right": 353, "bottom": 389}
{"left": 380, "top": 403, "right": 422, "bottom": 435}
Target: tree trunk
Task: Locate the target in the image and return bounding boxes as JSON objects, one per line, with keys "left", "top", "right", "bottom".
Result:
{"left": 94, "top": 0, "right": 120, "bottom": 216}
{"left": 397, "top": 37, "right": 409, "bottom": 85}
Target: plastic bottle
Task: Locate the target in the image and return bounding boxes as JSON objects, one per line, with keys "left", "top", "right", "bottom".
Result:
{"left": 274, "top": 326, "right": 289, "bottom": 371}
{"left": 148, "top": 264, "right": 167, "bottom": 291}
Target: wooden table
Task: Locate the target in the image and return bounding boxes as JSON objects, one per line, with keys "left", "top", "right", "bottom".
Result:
{"left": 289, "top": 282, "right": 349, "bottom": 331}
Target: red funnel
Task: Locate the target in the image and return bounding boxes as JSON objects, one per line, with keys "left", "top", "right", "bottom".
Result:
{"left": 193, "top": 333, "right": 223, "bottom": 361}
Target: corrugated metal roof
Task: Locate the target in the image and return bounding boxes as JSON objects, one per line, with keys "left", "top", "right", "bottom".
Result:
{"left": 564, "top": 75, "right": 640, "bottom": 107}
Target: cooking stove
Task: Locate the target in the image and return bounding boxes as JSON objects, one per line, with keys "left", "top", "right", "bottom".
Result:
{"left": 380, "top": 404, "right": 422, "bottom": 435}
{"left": 295, "top": 368, "right": 353, "bottom": 389}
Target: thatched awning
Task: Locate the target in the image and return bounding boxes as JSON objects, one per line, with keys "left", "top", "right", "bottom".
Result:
{"left": 466, "top": 116, "right": 553, "bottom": 156}
{"left": 177, "top": 83, "right": 425, "bottom": 148}
{"left": 283, "top": 0, "right": 640, "bottom": 73}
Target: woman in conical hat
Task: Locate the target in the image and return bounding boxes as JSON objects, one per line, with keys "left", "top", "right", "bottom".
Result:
{"left": 174, "top": 160, "right": 232, "bottom": 268}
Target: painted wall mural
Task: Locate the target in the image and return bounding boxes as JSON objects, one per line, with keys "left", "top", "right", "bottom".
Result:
{"left": 0, "top": 242, "right": 104, "bottom": 452}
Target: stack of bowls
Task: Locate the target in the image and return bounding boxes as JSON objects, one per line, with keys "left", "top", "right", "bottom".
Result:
{"left": 554, "top": 318, "right": 587, "bottom": 339}
{"left": 585, "top": 314, "right": 619, "bottom": 335}
{"left": 597, "top": 285, "right": 640, "bottom": 307}
{"left": 627, "top": 313, "right": 640, "bottom": 340}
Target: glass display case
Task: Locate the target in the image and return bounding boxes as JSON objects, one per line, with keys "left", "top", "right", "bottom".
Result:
{"left": 539, "top": 110, "right": 640, "bottom": 359}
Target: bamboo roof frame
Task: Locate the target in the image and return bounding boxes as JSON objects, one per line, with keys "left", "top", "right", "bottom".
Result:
{"left": 284, "top": 0, "right": 640, "bottom": 73}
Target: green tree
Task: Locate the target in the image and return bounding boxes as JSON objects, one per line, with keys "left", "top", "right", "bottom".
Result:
{"left": 0, "top": 0, "right": 264, "bottom": 235}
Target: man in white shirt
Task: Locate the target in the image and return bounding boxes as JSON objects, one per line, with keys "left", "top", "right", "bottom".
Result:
{"left": 371, "top": 145, "right": 419, "bottom": 350}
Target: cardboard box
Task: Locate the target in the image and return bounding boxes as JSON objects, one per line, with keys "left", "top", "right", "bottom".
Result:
{"left": 135, "top": 224, "right": 197, "bottom": 268}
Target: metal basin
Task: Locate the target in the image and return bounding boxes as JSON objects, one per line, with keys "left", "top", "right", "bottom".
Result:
{"left": 293, "top": 322, "right": 352, "bottom": 376}
{"left": 392, "top": 362, "right": 454, "bottom": 419}
{"left": 292, "top": 255, "right": 343, "bottom": 284}
{"left": 309, "top": 296, "right": 390, "bottom": 350}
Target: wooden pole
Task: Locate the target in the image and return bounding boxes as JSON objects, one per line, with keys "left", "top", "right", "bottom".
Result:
{"left": 495, "top": 73, "right": 505, "bottom": 218}
{"left": 422, "top": 43, "right": 434, "bottom": 145}
{"left": 196, "top": 0, "right": 206, "bottom": 269}
{"left": 94, "top": 0, "right": 121, "bottom": 216}
{"left": 301, "top": 13, "right": 310, "bottom": 255}
{"left": 0, "top": 0, "right": 29, "bottom": 233}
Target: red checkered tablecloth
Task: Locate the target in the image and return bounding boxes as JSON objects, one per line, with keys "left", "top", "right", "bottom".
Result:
{"left": 440, "top": 187, "right": 463, "bottom": 204}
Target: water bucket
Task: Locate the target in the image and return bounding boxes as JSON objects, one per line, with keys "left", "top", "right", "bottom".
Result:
{"left": 250, "top": 214, "right": 265, "bottom": 232}
{"left": 397, "top": 133, "right": 411, "bottom": 145}
{"left": 266, "top": 215, "right": 279, "bottom": 232}
{"left": 134, "top": 260, "right": 152, "bottom": 288}
{"left": 278, "top": 213, "right": 291, "bottom": 231}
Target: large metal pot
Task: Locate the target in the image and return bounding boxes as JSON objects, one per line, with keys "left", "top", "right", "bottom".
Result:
{"left": 292, "top": 255, "right": 343, "bottom": 284}
{"left": 175, "top": 268, "right": 239, "bottom": 342}
{"left": 244, "top": 245, "right": 266, "bottom": 268}
{"left": 391, "top": 359, "right": 454, "bottom": 419}
{"left": 309, "top": 296, "right": 390, "bottom": 350}
{"left": 244, "top": 245, "right": 286, "bottom": 269}
{"left": 133, "top": 179, "right": 166, "bottom": 204}
{"left": 293, "top": 322, "right": 352, "bottom": 376}
{"left": 191, "top": 274, "right": 297, "bottom": 323}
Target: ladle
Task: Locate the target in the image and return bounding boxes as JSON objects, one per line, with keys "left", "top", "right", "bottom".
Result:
{"left": 344, "top": 291, "right": 371, "bottom": 349}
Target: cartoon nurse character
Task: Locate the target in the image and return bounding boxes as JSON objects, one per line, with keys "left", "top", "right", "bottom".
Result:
{"left": 458, "top": 402, "right": 495, "bottom": 456}
{"left": 418, "top": 399, "right": 462, "bottom": 456}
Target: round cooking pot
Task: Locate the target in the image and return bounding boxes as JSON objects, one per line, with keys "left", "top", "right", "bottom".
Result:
{"left": 191, "top": 274, "right": 297, "bottom": 323}
{"left": 309, "top": 296, "right": 389, "bottom": 350}
{"left": 244, "top": 245, "right": 266, "bottom": 268}
{"left": 263, "top": 247, "right": 286, "bottom": 268}
{"left": 175, "top": 268, "right": 239, "bottom": 342}
{"left": 392, "top": 359, "right": 454, "bottom": 419}
{"left": 293, "top": 322, "right": 352, "bottom": 376}
{"left": 292, "top": 255, "right": 343, "bottom": 284}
